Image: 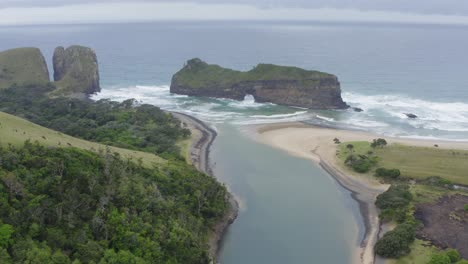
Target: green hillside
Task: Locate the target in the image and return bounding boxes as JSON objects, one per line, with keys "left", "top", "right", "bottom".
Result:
{"left": 0, "top": 47, "right": 50, "bottom": 89}
{"left": 0, "top": 111, "right": 164, "bottom": 167}
{"left": 0, "top": 116, "right": 228, "bottom": 264}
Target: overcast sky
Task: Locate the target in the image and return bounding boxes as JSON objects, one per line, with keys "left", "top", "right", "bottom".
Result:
{"left": 1, "top": 0, "right": 468, "bottom": 26}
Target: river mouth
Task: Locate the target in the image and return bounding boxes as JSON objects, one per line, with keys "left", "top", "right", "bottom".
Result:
{"left": 211, "top": 123, "right": 363, "bottom": 264}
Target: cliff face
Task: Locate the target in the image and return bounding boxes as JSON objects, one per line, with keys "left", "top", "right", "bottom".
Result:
{"left": 171, "top": 58, "right": 348, "bottom": 109}
{"left": 0, "top": 47, "right": 50, "bottom": 89}
{"left": 53, "top": 45, "right": 100, "bottom": 95}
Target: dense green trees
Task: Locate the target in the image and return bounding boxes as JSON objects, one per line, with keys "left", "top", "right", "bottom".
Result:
{"left": 375, "top": 185, "right": 416, "bottom": 258}
{"left": 0, "top": 85, "right": 190, "bottom": 159}
{"left": 429, "top": 249, "right": 465, "bottom": 264}
{"left": 371, "top": 138, "right": 387, "bottom": 148}
{"left": 429, "top": 253, "right": 452, "bottom": 264}
{"left": 446, "top": 249, "right": 462, "bottom": 263}
{"left": 374, "top": 223, "right": 415, "bottom": 258}
{"left": 375, "top": 184, "right": 412, "bottom": 210}
{"left": 0, "top": 141, "right": 228, "bottom": 263}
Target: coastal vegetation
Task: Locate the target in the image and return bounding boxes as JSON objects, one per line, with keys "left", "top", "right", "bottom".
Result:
{"left": 375, "top": 168, "right": 401, "bottom": 180}
{"left": 374, "top": 223, "right": 416, "bottom": 258}
{"left": 338, "top": 139, "right": 468, "bottom": 261}
{"left": 0, "top": 81, "right": 230, "bottom": 262}
{"left": 0, "top": 141, "right": 228, "bottom": 263}
{"left": 338, "top": 140, "right": 468, "bottom": 185}
{"left": 0, "top": 84, "right": 190, "bottom": 159}
{"left": 0, "top": 111, "right": 164, "bottom": 167}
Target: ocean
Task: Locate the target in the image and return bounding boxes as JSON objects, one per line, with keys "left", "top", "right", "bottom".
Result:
{"left": 1, "top": 22, "right": 467, "bottom": 140}
{"left": 1, "top": 21, "right": 467, "bottom": 263}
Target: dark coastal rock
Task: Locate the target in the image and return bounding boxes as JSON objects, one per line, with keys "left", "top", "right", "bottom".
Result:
{"left": 170, "top": 58, "right": 348, "bottom": 109}
{"left": 0, "top": 47, "right": 50, "bottom": 89}
{"left": 53, "top": 45, "right": 100, "bottom": 95}
{"left": 352, "top": 107, "right": 364, "bottom": 112}
{"left": 405, "top": 113, "right": 418, "bottom": 119}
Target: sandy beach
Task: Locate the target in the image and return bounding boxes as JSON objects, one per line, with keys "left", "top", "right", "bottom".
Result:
{"left": 253, "top": 122, "right": 468, "bottom": 264}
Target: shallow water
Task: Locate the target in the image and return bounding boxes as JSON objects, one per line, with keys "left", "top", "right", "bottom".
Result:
{"left": 211, "top": 124, "right": 362, "bottom": 263}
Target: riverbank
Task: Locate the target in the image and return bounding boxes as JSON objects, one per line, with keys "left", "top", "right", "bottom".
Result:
{"left": 252, "top": 122, "right": 468, "bottom": 264}
{"left": 171, "top": 112, "right": 239, "bottom": 263}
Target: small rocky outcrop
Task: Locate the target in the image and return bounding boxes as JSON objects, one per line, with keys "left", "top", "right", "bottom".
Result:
{"left": 53, "top": 45, "right": 100, "bottom": 95}
{"left": 0, "top": 47, "right": 50, "bottom": 89}
{"left": 405, "top": 113, "right": 418, "bottom": 119}
{"left": 171, "top": 58, "right": 348, "bottom": 109}
{"left": 352, "top": 107, "right": 364, "bottom": 112}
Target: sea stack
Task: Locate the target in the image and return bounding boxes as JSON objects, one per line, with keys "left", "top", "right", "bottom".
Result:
{"left": 53, "top": 45, "right": 100, "bottom": 95}
{"left": 170, "top": 58, "right": 348, "bottom": 109}
{"left": 0, "top": 47, "right": 50, "bottom": 89}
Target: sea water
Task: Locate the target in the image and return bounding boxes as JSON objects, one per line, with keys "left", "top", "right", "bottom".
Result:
{"left": 2, "top": 21, "right": 468, "bottom": 263}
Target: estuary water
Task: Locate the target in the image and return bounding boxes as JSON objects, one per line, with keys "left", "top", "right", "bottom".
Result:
{"left": 2, "top": 21, "right": 468, "bottom": 263}
{"left": 211, "top": 124, "right": 361, "bottom": 263}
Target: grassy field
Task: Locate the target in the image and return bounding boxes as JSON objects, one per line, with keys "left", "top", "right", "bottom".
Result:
{"left": 338, "top": 141, "right": 468, "bottom": 185}
{"left": 0, "top": 112, "right": 164, "bottom": 167}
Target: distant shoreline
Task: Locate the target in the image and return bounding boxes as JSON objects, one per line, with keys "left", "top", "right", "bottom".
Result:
{"left": 252, "top": 122, "right": 468, "bottom": 264}
{"left": 171, "top": 112, "right": 239, "bottom": 263}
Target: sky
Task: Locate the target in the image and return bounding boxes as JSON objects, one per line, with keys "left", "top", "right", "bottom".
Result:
{"left": 1, "top": 0, "right": 468, "bottom": 26}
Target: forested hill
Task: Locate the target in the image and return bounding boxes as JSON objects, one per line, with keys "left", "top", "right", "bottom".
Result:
{"left": 0, "top": 84, "right": 189, "bottom": 159}
{"left": 0, "top": 84, "right": 230, "bottom": 263}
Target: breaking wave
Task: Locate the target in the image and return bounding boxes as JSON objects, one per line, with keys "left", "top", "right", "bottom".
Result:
{"left": 91, "top": 85, "right": 468, "bottom": 140}
{"left": 343, "top": 92, "right": 468, "bottom": 133}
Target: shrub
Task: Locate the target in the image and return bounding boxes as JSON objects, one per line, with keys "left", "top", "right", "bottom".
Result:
{"left": 446, "top": 249, "right": 461, "bottom": 262}
{"left": 0, "top": 224, "right": 14, "bottom": 248}
{"left": 375, "top": 223, "right": 415, "bottom": 258}
{"left": 379, "top": 208, "right": 408, "bottom": 223}
{"left": 345, "top": 154, "right": 378, "bottom": 173}
{"left": 371, "top": 138, "right": 387, "bottom": 148}
{"left": 375, "top": 168, "right": 401, "bottom": 179}
{"left": 375, "top": 184, "right": 413, "bottom": 210}
{"left": 423, "top": 176, "right": 452, "bottom": 187}
{"left": 429, "top": 253, "right": 451, "bottom": 264}
{"left": 464, "top": 204, "right": 468, "bottom": 212}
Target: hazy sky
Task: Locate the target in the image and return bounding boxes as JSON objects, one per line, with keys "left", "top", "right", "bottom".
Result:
{"left": 1, "top": 0, "right": 468, "bottom": 26}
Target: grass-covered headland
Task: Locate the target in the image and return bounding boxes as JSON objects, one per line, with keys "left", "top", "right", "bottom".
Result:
{"left": 0, "top": 84, "right": 190, "bottom": 160}
{"left": 337, "top": 139, "right": 468, "bottom": 263}
{"left": 0, "top": 83, "right": 230, "bottom": 263}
